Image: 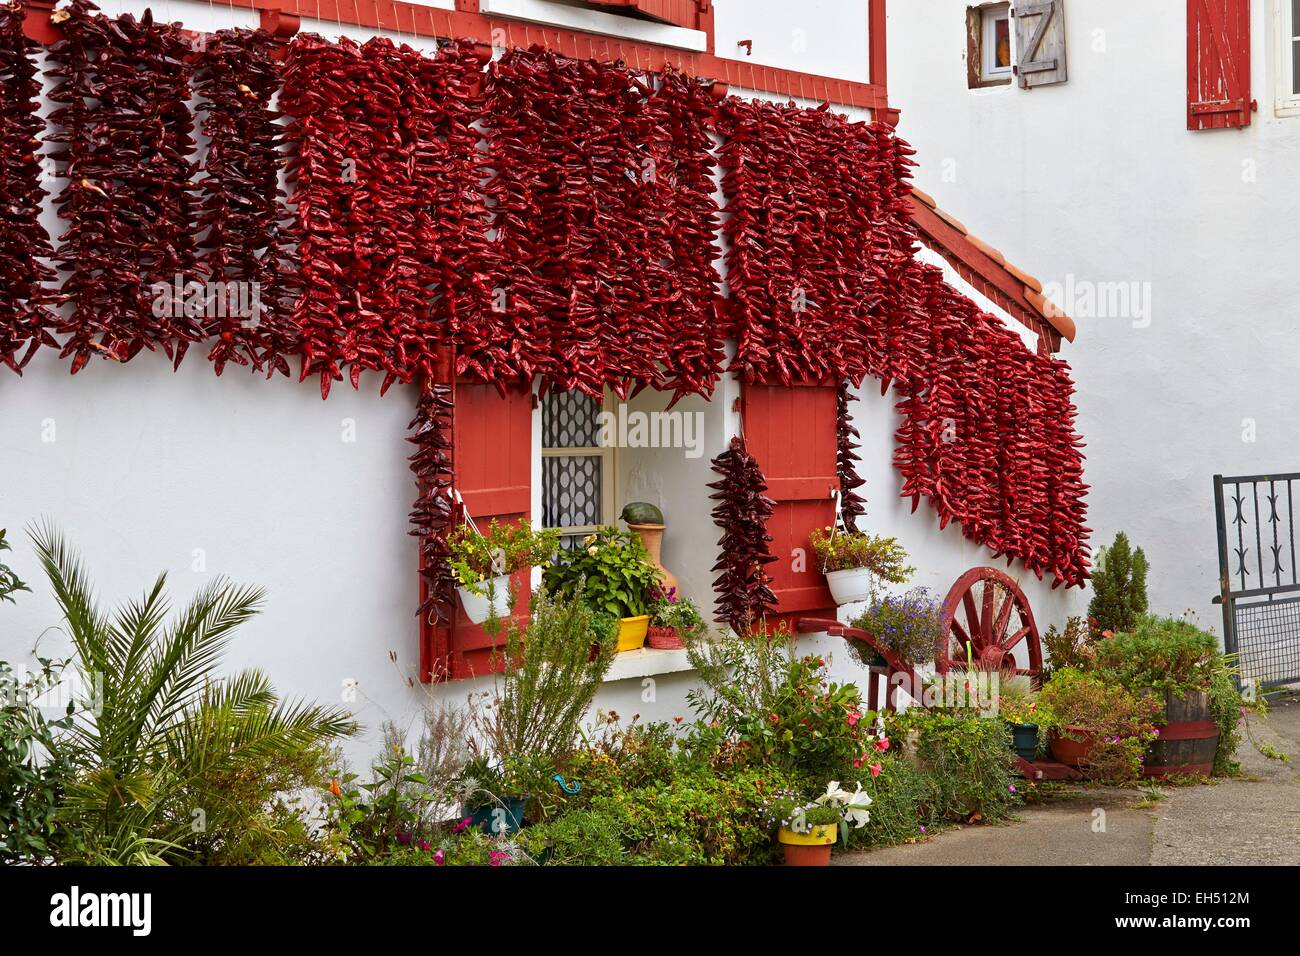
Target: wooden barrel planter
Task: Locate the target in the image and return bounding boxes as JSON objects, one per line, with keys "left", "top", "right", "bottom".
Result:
{"left": 1144, "top": 689, "right": 1219, "bottom": 778}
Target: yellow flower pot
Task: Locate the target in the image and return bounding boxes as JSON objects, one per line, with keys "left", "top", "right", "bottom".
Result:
{"left": 778, "top": 823, "right": 837, "bottom": 866}
{"left": 616, "top": 615, "right": 650, "bottom": 652}
{"left": 778, "top": 823, "right": 838, "bottom": 846}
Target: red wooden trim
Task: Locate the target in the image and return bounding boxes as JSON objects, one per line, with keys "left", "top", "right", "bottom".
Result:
{"left": 1156, "top": 720, "right": 1220, "bottom": 741}
{"left": 460, "top": 485, "right": 531, "bottom": 517}
{"left": 868, "top": 0, "right": 900, "bottom": 126}
{"left": 155, "top": 0, "right": 892, "bottom": 112}
{"left": 1015, "top": 756, "right": 1083, "bottom": 781}
{"left": 909, "top": 197, "right": 1069, "bottom": 349}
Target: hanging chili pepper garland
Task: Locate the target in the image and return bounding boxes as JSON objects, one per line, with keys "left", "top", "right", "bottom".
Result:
{"left": 194, "top": 28, "right": 300, "bottom": 378}
{"left": 46, "top": 0, "right": 199, "bottom": 372}
{"left": 281, "top": 34, "right": 485, "bottom": 399}
{"left": 708, "top": 436, "right": 778, "bottom": 632}
{"left": 836, "top": 382, "right": 868, "bottom": 532}
{"left": 0, "top": 1, "right": 56, "bottom": 374}
{"left": 720, "top": 99, "right": 1089, "bottom": 588}
{"left": 472, "top": 48, "right": 724, "bottom": 401}
{"left": 408, "top": 381, "right": 459, "bottom": 626}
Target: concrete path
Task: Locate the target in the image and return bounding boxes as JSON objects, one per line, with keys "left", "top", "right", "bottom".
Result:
{"left": 836, "top": 695, "right": 1300, "bottom": 866}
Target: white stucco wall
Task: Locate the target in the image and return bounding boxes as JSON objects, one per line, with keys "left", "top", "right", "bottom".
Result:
{"left": 887, "top": 0, "right": 1300, "bottom": 636}
{"left": 2, "top": 0, "right": 1081, "bottom": 765}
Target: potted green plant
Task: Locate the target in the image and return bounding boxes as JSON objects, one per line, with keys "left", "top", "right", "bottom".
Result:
{"left": 848, "top": 586, "right": 942, "bottom": 669}
{"left": 1037, "top": 668, "right": 1160, "bottom": 781}
{"left": 1095, "top": 615, "right": 1225, "bottom": 778}
{"left": 770, "top": 781, "right": 872, "bottom": 866}
{"left": 645, "top": 585, "right": 705, "bottom": 649}
{"left": 543, "top": 527, "right": 661, "bottom": 651}
{"left": 995, "top": 672, "right": 1044, "bottom": 761}
{"left": 449, "top": 520, "right": 560, "bottom": 624}
{"left": 809, "top": 527, "right": 913, "bottom": 607}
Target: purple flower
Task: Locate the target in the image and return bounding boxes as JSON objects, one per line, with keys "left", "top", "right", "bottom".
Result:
{"left": 1008, "top": 785, "right": 1017, "bottom": 794}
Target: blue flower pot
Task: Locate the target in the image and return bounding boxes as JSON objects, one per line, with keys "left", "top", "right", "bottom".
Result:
{"left": 1009, "top": 723, "right": 1040, "bottom": 761}
{"left": 463, "top": 795, "right": 528, "bottom": 836}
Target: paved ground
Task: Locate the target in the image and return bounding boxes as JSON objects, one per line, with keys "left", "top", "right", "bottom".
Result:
{"left": 837, "top": 695, "right": 1300, "bottom": 866}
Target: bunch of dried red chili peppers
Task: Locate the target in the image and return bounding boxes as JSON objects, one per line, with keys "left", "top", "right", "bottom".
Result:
{"left": 281, "top": 34, "right": 486, "bottom": 398}
{"left": 836, "top": 382, "right": 868, "bottom": 533}
{"left": 708, "top": 437, "right": 779, "bottom": 632}
{"left": 0, "top": 2, "right": 55, "bottom": 374}
{"left": 46, "top": 0, "right": 198, "bottom": 372}
{"left": 195, "top": 28, "right": 299, "bottom": 378}
{"left": 408, "top": 382, "right": 459, "bottom": 627}
{"left": 473, "top": 48, "right": 724, "bottom": 402}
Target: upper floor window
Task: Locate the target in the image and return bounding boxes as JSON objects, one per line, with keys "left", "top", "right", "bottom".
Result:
{"left": 968, "top": 3, "right": 1013, "bottom": 88}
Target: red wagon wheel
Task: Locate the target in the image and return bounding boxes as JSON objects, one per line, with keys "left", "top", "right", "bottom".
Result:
{"left": 937, "top": 567, "right": 1043, "bottom": 683}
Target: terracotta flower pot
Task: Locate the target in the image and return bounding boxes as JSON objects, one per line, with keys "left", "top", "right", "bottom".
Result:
{"left": 1049, "top": 725, "right": 1099, "bottom": 767}
{"left": 778, "top": 823, "right": 837, "bottom": 866}
{"left": 646, "top": 625, "right": 684, "bottom": 649}
{"left": 626, "top": 522, "right": 679, "bottom": 594}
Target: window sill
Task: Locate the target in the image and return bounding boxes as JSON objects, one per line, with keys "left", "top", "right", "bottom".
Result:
{"left": 603, "top": 646, "right": 695, "bottom": 682}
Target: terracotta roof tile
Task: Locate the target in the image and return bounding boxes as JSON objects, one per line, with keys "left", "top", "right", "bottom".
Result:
{"left": 967, "top": 234, "right": 1005, "bottom": 266}
{"left": 1004, "top": 260, "right": 1043, "bottom": 294}
{"left": 910, "top": 186, "right": 937, "bottom": 209}
{"left": 932, "top": 206, "right": 968, "bottom": 235}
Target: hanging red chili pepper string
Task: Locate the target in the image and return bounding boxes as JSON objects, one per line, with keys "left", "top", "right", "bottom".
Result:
{"left": 708, "top": 436, "right": 779, "bottom": 633}
{"left": 194, "top": 28, "right": 300, "bottom": 378}
{"left": 0, "top": 2, "right": 56, "bottom": 374}
{"left": 281, "top": 34, "right": 484, "bottom": 399}
{"left": 408, "top": 380, "right": 459, "bottom": 627}
{"left": 836, "top": 382, "right": 868, "bottom": 532}
{"left": 472, "top": 48, "right": 724, "bottom": 401}
{"left": 46, "top": 0, "right": 199, "bottom": 372}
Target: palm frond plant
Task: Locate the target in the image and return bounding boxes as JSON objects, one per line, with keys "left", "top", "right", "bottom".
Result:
{"left": 29, "top": 523, "right": 357, "bottom": 864}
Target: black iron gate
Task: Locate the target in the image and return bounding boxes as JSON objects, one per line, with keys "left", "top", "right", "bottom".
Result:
{"left": 1214, "top": 472, "right": 1300, "bottom": 691}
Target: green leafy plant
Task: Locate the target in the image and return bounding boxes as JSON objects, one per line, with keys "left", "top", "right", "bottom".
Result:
{"left": 543, "top": 526, "right": 660, "bottom": 619}
{"left": 897, "top": 709, "right": 1019, "bottom": 822}
{"left": 1095, "top": 615, "right": 1217, "bottom": 696}
{"left": 684, "top": 626, "right": 876, "bottom": 785}
{"left": 1087, "top": 532, "right": 1149, "bottom": 634}
{"left": 849, "top": 587, "right": 943, "bottom": 667}
{"left": 809, "top": 526, "right": 914, "bottom": 580}
{"left": 995, "top": 672, "right": 1040, "bottom": 726}
{"left": 1037, "top": 668, "right": 1160, "bottom": 782}
{"left": 0, "top": 528, "right": 31, "bottom": 604}
{"left": 448, "top": 519, "right": 560, "bottom": 592}
{"left": 470, "top": 588, "right": 616, "bottom": 780}
{"left": 647, "top": 585, "right": 705, "bottom": 633}
{"left": 1, "top": 655, "right": 75, "bottom": 864}
{"left": 28, "top": 523, "right": 356, "bottom": 864}
{"left": 1042, "top": 615, "right": 1097, "bottom": 678}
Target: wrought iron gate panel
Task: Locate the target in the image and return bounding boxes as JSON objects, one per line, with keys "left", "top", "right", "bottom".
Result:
{"left": 1214, "top": 472, "right": 1300, "bottom": 690}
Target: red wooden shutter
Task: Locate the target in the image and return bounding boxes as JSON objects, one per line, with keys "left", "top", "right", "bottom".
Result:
{"left": 422, "top": 381, "right": 533, "bottom": 682}
{"left": 741, "top": 382, "right": 839, "bottom": 626}
{"left": 583, "top": 0, "right": 702, "bottom": 29}
{"left": 1187, "top": 0, "right": 1253, "bottom": 130}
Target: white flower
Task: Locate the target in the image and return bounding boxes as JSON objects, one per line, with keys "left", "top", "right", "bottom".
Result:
{"left": 816, "top": 780, "right": 872, "bottom": 829}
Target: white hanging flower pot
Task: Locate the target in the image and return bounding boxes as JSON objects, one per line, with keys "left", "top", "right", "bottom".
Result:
{"left": 824, "top": 566, "right": 874, "bottom": 606}
{"left": 458, "top": 573, "right": 513, "bottom": 625}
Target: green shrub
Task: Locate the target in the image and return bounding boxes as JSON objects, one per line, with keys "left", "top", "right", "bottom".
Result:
{"left": 521, "top": 807, "right": 628, "bottom": 866}
{"left": 684, "top": 627, "right": 872, "bottom": 786}
{"left": 1037, "top": 668, "right": 1160, "bottom": 783}
{"left": 1209, "top": 659, "right": 1245, "bottom": 777}
{"left": 900, "top": 710, "right": 1019, "bottom": 823}
{"left": 448, "top": 519, "right": 560, "bottom": 591}
{"left": 1042, "top": 615, "right": 1096, "bottom": 678}
{"left": 1087, "top": 532, "right": 1149, "bottom": 634}
{"left": 1096, "top": 615, "right": 1217, "bottom": 695}
{"left": 842, "top": 755, "right": 941, "bottom": 849}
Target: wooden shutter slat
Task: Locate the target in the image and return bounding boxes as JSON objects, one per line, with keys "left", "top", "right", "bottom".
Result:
{"left": 1014, "top": 0, "right": 1068, "bottom": 89}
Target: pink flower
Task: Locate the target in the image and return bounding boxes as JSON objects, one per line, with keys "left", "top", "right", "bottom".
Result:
{"left": 434, "top": 850, "right": 445, "bottom": 866}
{"left": 489, "top": 850, "right": 509, "bottom": 867}
{"left": 1008, "top": 785, "right": 1017, "bottom": 794}
{"left": 846, "top": 711, "right": 861, "bottom": 727}
{"left": 875, "top": 737, "right": 891, "bottom": 752}
{"left": 1152, "top": 728, "right": 1160, "bottom": 736}
{"left": 452, "top": 817, "right": 472, "bottom": 835}
{"left": 919, "top": 826, "right": 927, "bottom": 834}
{"left": 870, "top": 762, "right": 882, "bottom": 778}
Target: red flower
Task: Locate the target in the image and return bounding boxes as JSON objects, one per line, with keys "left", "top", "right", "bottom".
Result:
{"left": 870, "top": 762, "right": 882, "bottom": 778}
{"left": 846, "top": 711, "right": 861, "bottom": 726}
{"left": 875, "top": 737, "right": 891, "bottom": 752}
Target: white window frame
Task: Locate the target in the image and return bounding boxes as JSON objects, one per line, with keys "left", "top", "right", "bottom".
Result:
{"left": 1276, "top": 0, "right": 1300, "bottom": 116}
{"left": 540, "top": 391, "right": 617, "bottom": 544}
{"left": 981, "top": 4, "right": 1014, "bottom": 82}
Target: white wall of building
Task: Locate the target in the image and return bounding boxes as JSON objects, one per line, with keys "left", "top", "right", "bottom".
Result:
{"left": 887, "top": 0, "right": 1300, "bottom": 634}
{"left": 3, "top": 0, "right": 1079, "bottom": 765}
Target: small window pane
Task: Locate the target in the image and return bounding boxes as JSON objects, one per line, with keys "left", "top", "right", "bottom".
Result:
{"left": 994, "top": 17, "right": 1011, "bottom": 68}
{"left": 542, "top": 390, "right": 602, "bottom": 449}
{"left": 1294, "top": 39, "right": 1300, "bottom": 96}
{"left": 542, "top": 455, "right": 603, "bottom": 532}
{"left": 1293, "top": 0, "right": 1300, "bottom": 38}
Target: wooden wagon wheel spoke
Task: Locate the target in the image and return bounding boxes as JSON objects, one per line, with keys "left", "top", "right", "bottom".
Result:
{"left": 939, "top": 567, "right": 1043, "bottom": 684}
